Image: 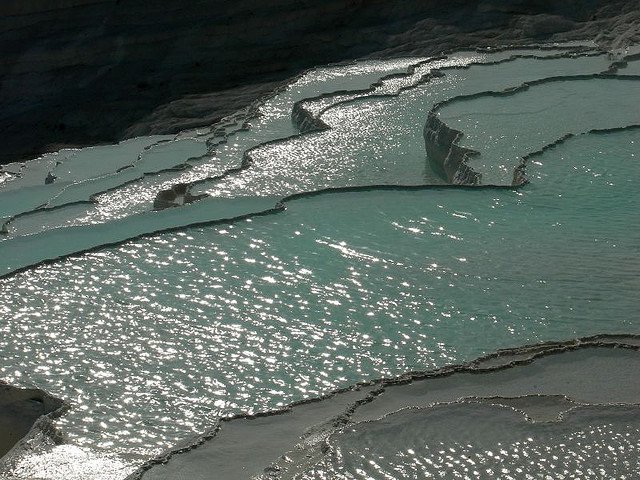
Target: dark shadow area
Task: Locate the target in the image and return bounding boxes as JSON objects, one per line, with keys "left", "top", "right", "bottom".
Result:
{"left": 0, "top": 0, "right": 634, "bottom": 164}
{"left": 0, "top": 383, "right": 66, "bottom": 459}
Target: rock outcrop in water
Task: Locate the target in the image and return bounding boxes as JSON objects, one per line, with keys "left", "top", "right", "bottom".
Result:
{"left": 0, "top": 382, "right": 67, "bottom": 460}
{"left": 152, "top": 183, "right": 207, "bottom": 210}
{"left": 423, "top": 110, "right": 483, "bottom": 185}
{"left": 1, "top": 0, "right": 638, "bottom": 164}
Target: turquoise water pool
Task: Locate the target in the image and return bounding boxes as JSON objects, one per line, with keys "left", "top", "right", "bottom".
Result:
{"left": 1, "top": 45, "right": 638, "bottom": 479}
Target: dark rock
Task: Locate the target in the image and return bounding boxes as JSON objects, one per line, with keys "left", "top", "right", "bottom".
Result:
{"left": 44, "top": 171, "right": 56, "bottom": 184}
{"left": 153, "top": 182, "right": 208, "bottom": 210}
{"left": 0, "top": 381, "right": 67, "bottom": 459}
{"left": 0, "top": 0, "right": 636, "bottom": 164}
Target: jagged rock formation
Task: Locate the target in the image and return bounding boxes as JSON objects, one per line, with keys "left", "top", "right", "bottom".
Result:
{"left": 423, "top": 111, "right": 483, "bottom": 185}
{"left": 0, "top": 382, "right": 66, "bottom": 459}
{"left": 152, "top": 183, "right": 207, "bottom": 210}
{"left": 1, "top": 0, "right": 638, "bottom": 164}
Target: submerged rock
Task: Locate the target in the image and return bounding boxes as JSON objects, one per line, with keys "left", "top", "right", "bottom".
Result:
{"left": 44, "top": 172, "right": 56, "bottom": 185}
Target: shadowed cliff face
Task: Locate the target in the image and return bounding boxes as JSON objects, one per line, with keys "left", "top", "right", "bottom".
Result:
{"left": 0, "top": 0, "right": 635, "bottom": 164}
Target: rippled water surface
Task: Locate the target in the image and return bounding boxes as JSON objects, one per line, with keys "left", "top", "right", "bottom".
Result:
{"left": 439, "top": 77, "right": 640, "bottom": 183}
{"left": 1, "top": 47, "right": 639, "bottom": 479}
{"left": 201, "top": 54, "right": 610, "bottom": 197}
{"left": 1, "top": 125, "right": 638, "bottom": 466}
{"left": 302, "top": 404, "right": 640, "bottom": 479}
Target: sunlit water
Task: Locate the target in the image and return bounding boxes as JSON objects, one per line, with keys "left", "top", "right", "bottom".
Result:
{"left": 1, "top": 46, "right": 639, "bottom": 478}
{"left": 302, "top": 404, "right": 640, "bottom": 479}
{"left": 1, "top": 50, "right": 605, "bottom": 246}
{"left": 438, "top": 76, "right": 640, "bottom": 183}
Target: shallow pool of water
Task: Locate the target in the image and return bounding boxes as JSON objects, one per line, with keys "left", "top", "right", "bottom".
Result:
{"left": 1, "top": 45, "right": 638, "bottom": 479}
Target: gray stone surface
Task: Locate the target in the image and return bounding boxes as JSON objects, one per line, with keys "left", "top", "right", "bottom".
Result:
{"left": 134, "top": 340, "right": 640, "bottom": 480}
{"left": 0, "top": 383, "right": 66, "bottom": 459}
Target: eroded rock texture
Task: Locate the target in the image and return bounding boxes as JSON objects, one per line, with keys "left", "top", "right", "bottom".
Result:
{"left": 0, "top": 382, "right": 66, "bottom": 459}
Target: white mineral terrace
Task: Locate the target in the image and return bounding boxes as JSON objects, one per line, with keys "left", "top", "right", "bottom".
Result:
{"left": 1, "top": 41, "right": 640, "bottom": 480}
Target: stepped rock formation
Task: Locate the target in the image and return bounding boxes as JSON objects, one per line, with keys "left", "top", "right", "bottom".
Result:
{"left": 1, "top": 0, "right": 638, "bottom": 164}
{"left": 1, "top": 2, "right": 640, "bottom": 479}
